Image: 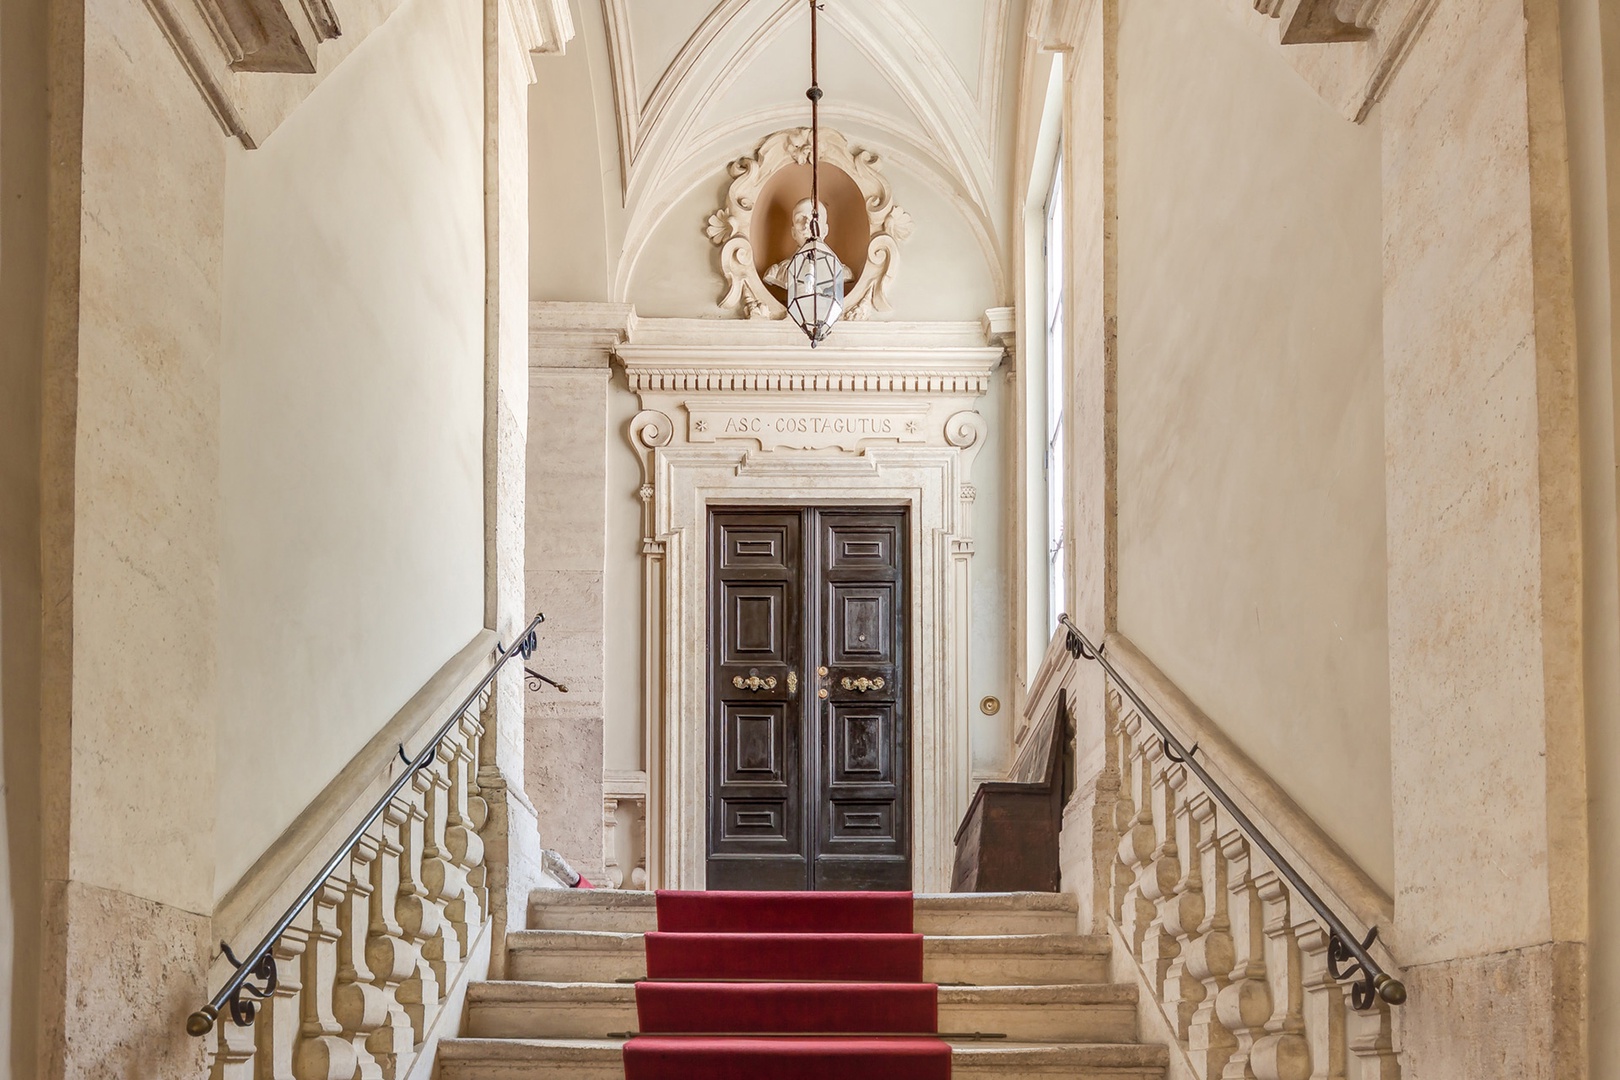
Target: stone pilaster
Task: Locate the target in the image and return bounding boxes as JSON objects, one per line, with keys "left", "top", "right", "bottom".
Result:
{"left": 525, "top": 303, "right": 634, "bottom": 884}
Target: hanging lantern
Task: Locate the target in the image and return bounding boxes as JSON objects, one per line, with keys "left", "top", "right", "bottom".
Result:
{"left": 785, "top": 237, "right": 844, "bottom": 345}
{"left": 786, "top": 0, "right": 845, "bottom": 348}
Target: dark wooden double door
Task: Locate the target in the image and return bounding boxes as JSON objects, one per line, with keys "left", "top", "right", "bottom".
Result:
{"left": 707, "top": 507, "right": 911, "bottom": 891}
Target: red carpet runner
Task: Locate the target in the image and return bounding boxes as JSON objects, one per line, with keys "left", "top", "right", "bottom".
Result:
{"left": 623, "top": 891, "right": 951, "bottom": 1080}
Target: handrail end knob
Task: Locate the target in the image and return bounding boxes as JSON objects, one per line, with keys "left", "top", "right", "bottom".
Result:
{"left": 1376, "top": 975, "right": 1407, "bottom": 1006}
{"left": 186, "top": 1008, "right": 217, "bottom": 1037}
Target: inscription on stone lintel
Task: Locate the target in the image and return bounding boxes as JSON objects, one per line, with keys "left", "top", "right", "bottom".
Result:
{"left": 686, "top": 406, "right": 931, "bottom": 451}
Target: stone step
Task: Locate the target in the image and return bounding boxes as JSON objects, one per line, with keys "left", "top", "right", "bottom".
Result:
{"left": 527, "top": 890, "right": 1081, "bottom": 937}
{"left": 437, "top": 1038, "right": 1168, "bottom": 1080}
{"left": 466, "top": 981, "right": 1140, "bottom": 1043}
{"left": 506, "top": 929, "right": 1112, "bottom": 986}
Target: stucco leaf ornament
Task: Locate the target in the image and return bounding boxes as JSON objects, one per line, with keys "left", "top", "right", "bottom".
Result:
{"left": 706, "top": 210, "right": 739, "bottom": 246}
{"left": 885, "top": 206, "right": 915, "bottom": 243}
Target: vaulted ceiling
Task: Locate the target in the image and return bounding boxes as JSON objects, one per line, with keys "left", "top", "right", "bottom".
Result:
{"left": 538, "top": 0, "right": 1030, "bottom": 312}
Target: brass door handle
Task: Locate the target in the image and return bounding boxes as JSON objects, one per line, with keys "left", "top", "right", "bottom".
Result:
{"left": 733, "top": 675, "right": 778, "bottom": 692}
{"left": 840, "top": 676, "right": 886, "bottom": 693}
{"left": 787, "top": 670, "right": 799, "bottom": 697}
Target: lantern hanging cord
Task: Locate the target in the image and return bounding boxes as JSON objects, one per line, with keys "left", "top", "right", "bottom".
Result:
{"left": 808, "top": 1, "right": 822, "bottom": 241}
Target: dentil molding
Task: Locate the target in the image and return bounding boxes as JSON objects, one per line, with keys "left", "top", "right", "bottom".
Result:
{"left": 146, "top": 0, "right": 574, "bottom": 147}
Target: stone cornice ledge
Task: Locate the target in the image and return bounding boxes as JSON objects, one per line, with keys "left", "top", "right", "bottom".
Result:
{"left": 504, "top": 0, "right": 576, "bottom": 82}
{"left": 616, "top": 317, "right": 1007, "bottom": 395}
{"left": 1038, "top": 0, "right": 1440, "bottom": 123}
{"left": 530, "top": 301, "right": 637, "bottom": 369}
{"left": 1246, "top": 0, "right": 1442, "bottom": 122}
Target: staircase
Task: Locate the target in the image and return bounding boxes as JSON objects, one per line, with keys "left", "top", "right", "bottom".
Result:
{"left": 437, "top": 890, "right": 1169, "bottom": 1078}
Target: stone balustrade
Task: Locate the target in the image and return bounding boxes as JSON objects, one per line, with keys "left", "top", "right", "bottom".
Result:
{"left": 1097, "top": 682, "right": 1401, "bottom": 1080}
{"left": 208, "top": 706, "right": 492, "bottom": 1080}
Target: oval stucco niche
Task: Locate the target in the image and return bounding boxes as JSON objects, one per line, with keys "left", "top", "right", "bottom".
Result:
{"left": 752, "top": 162, "right": 870, "bottom": 301}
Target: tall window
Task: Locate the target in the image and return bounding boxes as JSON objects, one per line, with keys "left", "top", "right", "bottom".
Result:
{"left": 1044, "top": 154, "right": 1067, "bottom": 625}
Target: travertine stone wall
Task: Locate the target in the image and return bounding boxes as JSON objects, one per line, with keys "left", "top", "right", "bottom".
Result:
{"left": 526, "top": 305, "right": 633, "bottom": 882}
{"left": 39, "top": 0, "right": 227, "bottom": 1072}
{"left": 1381, "top": 0, "right": 1589, "bottom": 1072}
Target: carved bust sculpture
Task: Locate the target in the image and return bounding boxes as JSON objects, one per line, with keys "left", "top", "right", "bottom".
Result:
{"left": 708, "top": 128, "right": 912, "bottom": 320}
{"left": 762, "top": 198, "right": 854, "bottom": 291}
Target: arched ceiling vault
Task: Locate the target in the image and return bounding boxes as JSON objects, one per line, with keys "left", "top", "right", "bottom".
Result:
{"left": 576, "top": 0, "right": 1027, "bottom": 308}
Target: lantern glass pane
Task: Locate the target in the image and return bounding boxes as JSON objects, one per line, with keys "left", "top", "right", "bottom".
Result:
{"left": 785, "top": 240, "right": 846, "bottom": 342}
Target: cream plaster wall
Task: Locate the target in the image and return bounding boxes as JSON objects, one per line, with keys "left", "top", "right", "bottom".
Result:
{"left": 214, "top": 0, "right": 488, "bottom": 897}
{"left": 1113, "top": 0, "right": 1393, "bottom": 887}
{"left": 530, "top": 18, "right": 614, "bottom": 304}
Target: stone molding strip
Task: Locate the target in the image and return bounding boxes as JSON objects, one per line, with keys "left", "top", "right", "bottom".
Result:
{"left": 212, "top": 629, "right": 498, "bottom": 954}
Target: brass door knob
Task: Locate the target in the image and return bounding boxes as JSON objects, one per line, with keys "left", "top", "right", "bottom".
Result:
{"left": 733, "top": 675, "right": 778, "bottom": 692}
{"left": 840, "top": 676, "right": 886, "bottom": 693}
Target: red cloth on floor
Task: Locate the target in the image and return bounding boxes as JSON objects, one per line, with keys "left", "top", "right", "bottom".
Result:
{"left": 644, "top": 931, "right": 926, "bottom": 982}
{"left": 625, "top": 891, "right": 949, "bottom": 1080}
{"left": 654, "top": 890, "right": 915, "bottom": 933}
{"left": 623, "top": 1037, "right": 952, "bottom": 1080}
{"left": 635, "top": 981, "right": 939, "bottom": 1034}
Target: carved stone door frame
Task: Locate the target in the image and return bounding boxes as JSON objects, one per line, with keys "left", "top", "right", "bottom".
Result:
{"left": 620, "top": 318, "right": 1004, "bottom": 892}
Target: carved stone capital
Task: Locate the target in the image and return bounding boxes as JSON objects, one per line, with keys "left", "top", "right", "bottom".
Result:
{"left": 529, "top": 302, "right": 637, "bottom": 370}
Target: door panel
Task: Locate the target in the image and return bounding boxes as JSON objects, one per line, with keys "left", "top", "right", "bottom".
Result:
{"left": 708, "top": 513, "right": 806, "bottom": 891}
{"left": 707, "top": 507, "right": 909, "bottom": 891}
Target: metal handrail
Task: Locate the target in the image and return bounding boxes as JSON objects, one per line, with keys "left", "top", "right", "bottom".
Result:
{"left": 186, "top": 612, "right": 547, "bottom": 1037}
{"left": 1057, "top": 613, "right": 1406, "bottom": 1010}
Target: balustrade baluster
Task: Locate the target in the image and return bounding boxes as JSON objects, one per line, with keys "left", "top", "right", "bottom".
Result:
{"left": 261, "top": 919, "right": 310, "bottom": 1080}
{"left": 395, "top": 769, "right": 443, "bottom": 1039}
{"left": 1105, "top": 690, "right": 1137, "bottom": 924}
{"left": 1297, "top": 924, "right": 1348, "bottom": 1080}
{"left": 1184, "top": 794, "right": 1237, "bottom": 1079}
{"left": 331, "top": 838, "right": 386, "bottom": 1080}
{"left": 295, "top": 879, "right": 357, "bottom": 1080}
{"left": 1250, "top": 873, "right": 1309, "bottom": 1080}
{"left": 447, "top": 714, "right": 489, "bottom": 926}
{"left": 364, "top": 801, "right": 418, "bottom": 1079}
{"left": 1137, "top": 742, "right": 1182, "bottom": 998}
{"left": 421, "top": 744, "right": 468, "bottom": 987}
{"left": 1216, "top": 834, "right": 1271, "bottom": 1080}
{"left": 210, "top": 1020, "right": 255, "bottom": 1080}
{"left": 1346, "top": 999, "right": 1399, "bottom": 1080}
{"left": 1161, "top": 768, "right": 1209, "bottom": 1042}
{"left": 1116, "top": 712, "right": 1158, "bottom": 955}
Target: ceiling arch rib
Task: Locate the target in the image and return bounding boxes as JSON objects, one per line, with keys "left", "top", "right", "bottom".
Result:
{"left": 594, "top": 0, "right": 1023, "bottom": 310}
